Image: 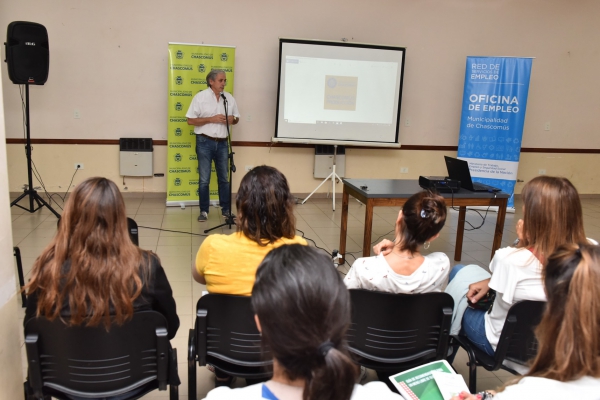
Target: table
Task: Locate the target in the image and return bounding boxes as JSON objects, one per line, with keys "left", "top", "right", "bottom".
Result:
{"left": 339, "top": 179, "right": 510, "bottom": 263}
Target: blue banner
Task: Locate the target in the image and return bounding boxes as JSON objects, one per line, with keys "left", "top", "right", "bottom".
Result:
{"left": 458, "top": 57, "right": 533, "bottom": 207}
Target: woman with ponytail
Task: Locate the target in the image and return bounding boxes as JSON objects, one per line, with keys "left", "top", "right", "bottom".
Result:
{"left": 451, "top": 243, "right": 600, "bottom": 399}
{"left": 345, "top": 190, "right": 449, "bottom": 294}
{"left": 204, "top": 244, "right": 401, "bottom": 400}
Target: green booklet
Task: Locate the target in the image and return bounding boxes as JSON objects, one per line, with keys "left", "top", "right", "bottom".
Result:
{"left": 388, "top": 360, "right": 455, "bottom": 400}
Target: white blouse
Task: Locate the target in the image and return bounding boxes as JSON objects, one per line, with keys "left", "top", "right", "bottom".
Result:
{"left": 344, "top": 252, "right": 450, "bottom": 294}
{"left": 484, "top": 247, "right": 547, "bottom": 349}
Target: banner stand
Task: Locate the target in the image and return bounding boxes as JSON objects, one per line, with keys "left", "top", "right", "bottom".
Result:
{"left": 457, "top": 57, "right": 533, "bottom": 209}
{"left": 166, "top": 43, "right": 236, "bottom": 207}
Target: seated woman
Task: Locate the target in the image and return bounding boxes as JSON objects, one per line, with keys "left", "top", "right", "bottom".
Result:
{"left": 24, "top": 178, "right": 179, "bottom": 382}
{"left": 344, "top": 190, "right": 449, "bottom": 293}
{"left": 445, "top": 176, "right": 588, "bottom": 358}
{"left": 204, "top": 244, "right": 402, "bottom": 400}
{"left": 452, "top": 243, "right": 600, "bottom": 399}
{"left": 192, "top": 165, "right": 306, "bottom": 296}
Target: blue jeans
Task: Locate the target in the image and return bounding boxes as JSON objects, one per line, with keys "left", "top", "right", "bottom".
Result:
{"left": 449, "top": 264, "right": 467, "bottom": 282}
{"left": 461, "top": 307, "right": 495, "bottom": 357}
{"left": 196, "top": 135, "right": 230, "bottom": 213}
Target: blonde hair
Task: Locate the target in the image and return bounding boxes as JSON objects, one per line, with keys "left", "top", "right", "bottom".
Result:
{"left": 518, "top": 176, "right": 586, "bottom": 263}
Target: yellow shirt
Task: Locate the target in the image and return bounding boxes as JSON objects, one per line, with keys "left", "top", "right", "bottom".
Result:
{"left": 195, "top": 232, "right": 307, "bottom": 296}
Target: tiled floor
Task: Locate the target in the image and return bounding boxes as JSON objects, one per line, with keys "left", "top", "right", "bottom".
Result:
{"left": 11, "top": 194, "right": 600, "bottom": 398}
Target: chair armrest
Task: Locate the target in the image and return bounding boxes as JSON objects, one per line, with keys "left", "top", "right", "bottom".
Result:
{"left": 196, "top": 309, "right": 208, "bottom": 366}
{"left": 436, "top": 307, "right": 453, "bottom": 359}
{"left": 25, "top": 333, "right": 44, "bottom": 399}
{"left": 450, "top": 334, "right": 477, "bottom": 362}
{"left": 491, "top": 314, "right": 517, "bottom": 371}
{"left": 156, "top": 327, "right": 169, "bottom": 391}
{"left": 188, "top": 329, "right": 196, "bottom": 363}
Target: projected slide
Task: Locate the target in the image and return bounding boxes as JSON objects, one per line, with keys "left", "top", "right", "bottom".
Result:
{"left": 275, "top": 39, "right": 405, "bottom": 146}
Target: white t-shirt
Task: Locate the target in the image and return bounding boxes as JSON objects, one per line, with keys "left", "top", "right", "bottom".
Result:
{"left": 344, "top": 252, "right": 450, "bottom": 294}
{"left": 484, "top": 247, "right": 546, "bottom": 349}
{"left": 494, "top": 376, "right": 600, "bottom": 399}
{"left": 203, "top": 380, "right": 402, "bottom": 399}
{"left": 186, "top": 88, "right": 240, "bottom": 138}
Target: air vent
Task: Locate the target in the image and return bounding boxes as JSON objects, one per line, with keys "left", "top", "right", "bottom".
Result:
{"left": 119, "top": 138, "right": 153, "bottom": 176}
{"left": 119, "top": 138, "right": 153, "bottom": 152}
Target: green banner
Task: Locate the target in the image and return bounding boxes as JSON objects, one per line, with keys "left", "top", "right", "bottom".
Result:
{"left": 166, "top": 43, "right": 235, "bottom": 205}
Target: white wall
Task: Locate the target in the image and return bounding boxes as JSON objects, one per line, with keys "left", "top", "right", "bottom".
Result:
{"left": 1, "top": 0, "right": 599, "bottom": 147}
{"left": 0, "top": 45, "right": 25, "bottom": 399}
{"left": 1, "top": 0, "right": 599, "bottom": 195}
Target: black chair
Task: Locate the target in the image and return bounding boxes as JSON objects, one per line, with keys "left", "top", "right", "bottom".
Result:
{"left": 56, "top": 217, "right": 139, "bottom": 245}
{"left": 24, "top": 310, "right": 179, "bottom": 400}
{"left": 127, "top": 217, "right": 139, "bottom": 246}
{"left": 347, "top": 290, "right": 454, "bottom": 378}
{"left": 451, "top": 300, "right": 546, "bottom": 393}
{"left": 188, "top": 294, "right": 272, "bottom": 400}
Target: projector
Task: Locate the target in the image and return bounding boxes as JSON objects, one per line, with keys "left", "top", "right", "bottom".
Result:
{"left": 419, "top": 176, "right": 461, "bottom": 193}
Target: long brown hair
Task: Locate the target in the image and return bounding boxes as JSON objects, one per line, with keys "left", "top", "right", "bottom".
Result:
{"left": 235, "top": 165, "right": 296, "bottom": 245}
{"left": 519, "top": 176, "right": 586, "bottom": 262}
{"left": 253, "top": 245, "right": 358, "bottom": 400}
{"left": 24, "top": 177, "right": 150, "bottom": 328}
{"left": 521, "top": 243, "right": 600, "bottom": 382}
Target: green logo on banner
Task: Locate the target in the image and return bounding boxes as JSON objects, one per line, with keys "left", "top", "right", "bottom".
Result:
{"left": 189, "top": 155, "right": 197, "bottom": 161}
{"left": 176, "top": 50, "right": 184, "bottom": 59}
{"left": 189, "top": 179, "right": 199, "bottom": 185}
{"left": 220, "top": 53, "right": 228, "bottom": 61}
{"left": 190, "top": 129, "right": 195, "bottom": 135}
{"left": 176, "top": 76, "right": 183, "bottom": 85}
{"left": 174, "top": 178, "right": 182, "bottom": 186}
{"left": 175, "top": 128, "right": 182, "bottom": 136}
{"left": 175, "top": 102, "right": 183, "bottom": 111}
{"left": 198, "top": 64, "right": 206, "bottom": 73}
{"left": 174, "top": 153, "right": 182, "bottom": 162}
{"left": 196, "top": 188, "right": 200, "bottom": 196}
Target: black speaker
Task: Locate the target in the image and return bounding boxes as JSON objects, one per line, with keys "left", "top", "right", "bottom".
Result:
{"left": 5, "top": 21, "right": 49, "bottom": 85}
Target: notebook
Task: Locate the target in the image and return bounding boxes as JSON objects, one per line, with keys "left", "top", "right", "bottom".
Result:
{"left": 444, "top": 156, "right": 501, "bottom": 192}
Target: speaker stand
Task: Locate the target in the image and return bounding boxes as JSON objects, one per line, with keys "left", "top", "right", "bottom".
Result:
{"left": 10, "top": 84, "right": 61, "bottom": 218}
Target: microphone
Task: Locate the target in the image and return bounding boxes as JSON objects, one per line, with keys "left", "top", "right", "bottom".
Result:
{"left": 220, "top": 92, "right": 227, "bottom": 102}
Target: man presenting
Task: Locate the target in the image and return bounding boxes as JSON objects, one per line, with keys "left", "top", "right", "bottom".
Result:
{"left": 186, "top": 69, "right": 240, "bottom": 222}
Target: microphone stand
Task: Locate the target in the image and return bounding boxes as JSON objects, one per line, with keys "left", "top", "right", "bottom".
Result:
{"left": 204, "top": 94, "right": 236, "bottom": 233}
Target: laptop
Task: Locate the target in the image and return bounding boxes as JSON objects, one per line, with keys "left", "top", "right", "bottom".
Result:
{"left": 444, "top": 156, "right": 501, "bottom": 192}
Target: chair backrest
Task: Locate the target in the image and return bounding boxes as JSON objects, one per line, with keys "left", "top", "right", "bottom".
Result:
{"left": 127, "top": 217, "right": 139, "bottom": 246}
{"left": 56, "top": 216, "right": 139, "bottom": 246}
{"left": 24, "top": 310, "right": 170, "bottom": 398}
{"left": 348, "top": 290, "right": 454, "bottom": 365}
{"left": 195, "top": 294, "right": 271, "bottom": 368}
{"left": 496, "top": 300, "right": 546, "bottom": 365}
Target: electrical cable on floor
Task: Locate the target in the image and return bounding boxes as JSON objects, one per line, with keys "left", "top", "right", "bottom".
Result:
{"left": 17, "top": 86, "right": 76, "bottom": 212}
{"left": 447, "top": 188, "right": 492, "bottom": 231}
{"left": 136, "top": 225, "right": 208, "bottom": 237}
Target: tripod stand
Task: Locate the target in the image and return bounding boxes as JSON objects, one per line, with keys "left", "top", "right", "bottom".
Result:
{"left": 10, "top": 84, "right": 61, "bottom": 218}
{"left": 302, "top": 144, "right": 342, "bottom": 211}
{"left": 204, "top": 96, "right": 236, "bottom": 233}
